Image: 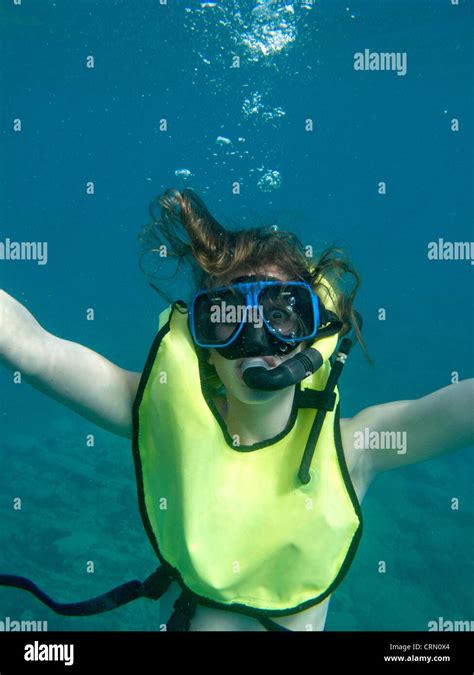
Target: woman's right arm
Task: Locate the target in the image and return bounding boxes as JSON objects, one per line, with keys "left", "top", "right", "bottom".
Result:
{"left": 0, "top": 289, "right": 141, "bottom": 439}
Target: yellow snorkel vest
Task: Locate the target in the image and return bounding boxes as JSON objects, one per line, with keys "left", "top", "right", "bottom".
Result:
{"left": 132, "top": 287, "right": 363, "bottom": 620}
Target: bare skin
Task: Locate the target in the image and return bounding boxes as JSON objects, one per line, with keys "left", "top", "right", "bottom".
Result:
{"left": 0, "top": 276, "right": 472, "bottom": 632}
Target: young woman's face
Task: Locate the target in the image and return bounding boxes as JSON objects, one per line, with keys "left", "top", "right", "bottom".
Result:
{"left": 206, "top": 266, "right": 306, "bottom": 404}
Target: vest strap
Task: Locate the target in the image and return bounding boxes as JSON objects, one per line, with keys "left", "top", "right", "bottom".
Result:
{"left": 0, "top": 566, "right": 173, "bottom": 616}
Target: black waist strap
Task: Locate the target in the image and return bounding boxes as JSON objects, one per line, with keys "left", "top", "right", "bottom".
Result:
{"left": 0, "top": 566, "right": 173, "bottom": 616}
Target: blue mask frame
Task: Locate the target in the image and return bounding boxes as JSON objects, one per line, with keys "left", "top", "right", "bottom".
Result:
{"left": 189, "top": 278, "right": 321, "bottom": 350}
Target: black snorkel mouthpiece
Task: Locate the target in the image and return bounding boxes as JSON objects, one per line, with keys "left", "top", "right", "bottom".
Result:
{"left": 241, "top": 348, "right": 324, "bottom": 391}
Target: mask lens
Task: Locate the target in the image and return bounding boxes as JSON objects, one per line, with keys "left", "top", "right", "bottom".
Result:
{"left": 260, "top": 283, "right": 315, "bottom": 340}
{"left": 193, "top": 287, "right": 246, "bottom": 345}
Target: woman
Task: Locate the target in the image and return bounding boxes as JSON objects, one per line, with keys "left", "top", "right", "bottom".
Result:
{"left": 0, "top": 188, "right": 472, "bottom": 631}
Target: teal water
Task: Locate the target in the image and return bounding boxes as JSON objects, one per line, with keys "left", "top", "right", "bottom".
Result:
{"left": 0, "top": 0, "right": 473, "bottom": 631}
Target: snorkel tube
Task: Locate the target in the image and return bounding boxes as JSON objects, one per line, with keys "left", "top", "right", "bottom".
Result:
{"left": 241, "top": 346, "right": 326, "bottom": 391}
{"left": 242, "top": 276, "right": 344, "bottom": 391}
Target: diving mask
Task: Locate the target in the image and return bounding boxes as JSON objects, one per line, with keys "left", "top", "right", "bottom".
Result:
{"left": 189, "top": 275, "right": 341, "bottom": 360}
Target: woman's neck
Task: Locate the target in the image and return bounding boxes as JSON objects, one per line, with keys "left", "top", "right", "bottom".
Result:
{"left": 221, "top": 388, "right": 296, "bottom": 446}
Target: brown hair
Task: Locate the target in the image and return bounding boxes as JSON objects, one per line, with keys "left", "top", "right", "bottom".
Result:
{"left": 140, "top": 188, "right": 369, "bottom": 391}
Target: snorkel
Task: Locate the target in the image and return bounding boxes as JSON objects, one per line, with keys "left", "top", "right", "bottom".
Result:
{"left": 241, "top": 346, "right": 326, "bottom": 391}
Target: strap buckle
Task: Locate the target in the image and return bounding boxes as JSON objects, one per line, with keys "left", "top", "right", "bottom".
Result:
{"left": 299, "top": 389, "right": 336, "bottom": 412}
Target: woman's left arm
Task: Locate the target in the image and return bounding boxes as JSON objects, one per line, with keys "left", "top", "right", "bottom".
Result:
{"left": 346, "top": 379, "right": 474, "bottom": 475}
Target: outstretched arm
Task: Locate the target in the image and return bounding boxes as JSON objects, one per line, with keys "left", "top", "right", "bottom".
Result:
{"left": 346, "top": 379, "right": 474, "bottom": 475}
{"left": 0, "top": 289, "right": 141, "bottom": 439}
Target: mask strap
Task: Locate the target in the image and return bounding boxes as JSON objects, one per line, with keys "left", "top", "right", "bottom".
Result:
{"left": 317, "top": 302, "right": 343, "bottom": 338}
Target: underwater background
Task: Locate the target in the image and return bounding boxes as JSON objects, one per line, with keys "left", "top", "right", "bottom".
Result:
{"left": 0, "top": 0, "right": 472, "bottom": 631}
